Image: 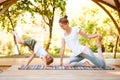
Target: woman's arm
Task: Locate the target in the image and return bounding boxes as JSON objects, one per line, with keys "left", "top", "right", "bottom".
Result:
{"left": 60, "top": 38, "right": 66, "bottom": 66}
{"left": 79, "top": 30, "right": 101, "bottom": 39}
{"left": 26, "top": 50, "right": 35, "bottom": 66}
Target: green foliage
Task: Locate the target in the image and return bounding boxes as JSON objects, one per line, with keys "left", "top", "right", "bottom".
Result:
{"left": 0, "top": 1, "right": 120, "bottom": 57}
{"left": 15, "top": 0, "right": 66, "bottom": 24}
{"left": 0, "top": 34, "right": 13, "bottom": 56}
{"left": 15, "top": 0, "right": 66, "bottom": 50}
{"left": 19, "top": 46, "right": 30, "bottom": 55}
{"left": 106, "top": 42, "right": 114, "bottom": 52}
{"left": 0, "top": 3, "right": 22, "bottom": 32}
{"left": 0, "top": 0, "right": 66, "bottom": 56}
{"left": 49, "top": 46, "right": 60, "bottom": 57}
{"left": 70, "top": 4, "right": 120, "bottom": 52}
{"left": 22, "top": 34, "right": 32, "bottom": 40}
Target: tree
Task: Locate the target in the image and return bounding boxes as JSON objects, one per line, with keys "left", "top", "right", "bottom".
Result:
{"left": 0, "top": 3, "right": 22, "bottom": 55}
{"left": 70, "top": 4, "right": 120, "bottom": 53}
{"left": 16, "top": 0, "right": 66, "bottom": 51}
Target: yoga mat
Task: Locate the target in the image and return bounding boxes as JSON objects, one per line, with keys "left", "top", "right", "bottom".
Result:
{"left": 18, "top": 65, "right": 115, "bottom": 70}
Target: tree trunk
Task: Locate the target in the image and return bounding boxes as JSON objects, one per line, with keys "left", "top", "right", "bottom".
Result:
{"left": 113, "top": 36, "right": 119, "bottom": 58}
{"left": 45, "top": 6, "right": 55, "bottom": 51}
{"left": 45, "top": 20, "right": 53, "bottom": 51}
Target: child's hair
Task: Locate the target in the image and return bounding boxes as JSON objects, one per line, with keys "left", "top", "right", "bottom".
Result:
{"left": 59, "top": 15, "right": 69, "bottom": 24}
{"left": 46, "top": 55, "right": 54, "bottom": 65}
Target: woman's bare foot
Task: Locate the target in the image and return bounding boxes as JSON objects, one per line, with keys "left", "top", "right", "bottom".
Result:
{"left": 83, "top": 61, "right": 91, "bottom": 67}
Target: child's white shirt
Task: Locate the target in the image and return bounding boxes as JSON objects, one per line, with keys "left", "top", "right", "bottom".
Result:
{"left": 34, "top": 43, "right": 48, "bottom": 58}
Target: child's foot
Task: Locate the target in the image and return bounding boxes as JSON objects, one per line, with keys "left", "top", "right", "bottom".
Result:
{"left": 10, "top": 31, "right": 15, "bottom": 35}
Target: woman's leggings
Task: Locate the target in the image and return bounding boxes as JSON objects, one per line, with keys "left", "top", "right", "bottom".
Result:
{"left": 69, "top": 47, "right": 106, "bottom": 68}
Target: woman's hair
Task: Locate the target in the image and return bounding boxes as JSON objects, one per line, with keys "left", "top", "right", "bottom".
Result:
{"left": 59, "top": 15, "right": 69, "bottom": 24}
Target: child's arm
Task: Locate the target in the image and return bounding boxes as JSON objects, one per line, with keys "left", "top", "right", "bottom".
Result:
{"left": 11, "top": 31, "right": 24, "bottom": 44}
{"left": 42, "top": 56, "right": 47, "bottom": 67}
{"left": 26, "top": 50, "right": 35, "bottom": 66}
{"left": 60, "top": 38, "right": 65, "bottom": 66}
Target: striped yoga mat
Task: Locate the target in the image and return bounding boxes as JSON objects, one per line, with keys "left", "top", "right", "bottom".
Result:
{"left": 18, "top": 65, "right": 115, "bottom": 70}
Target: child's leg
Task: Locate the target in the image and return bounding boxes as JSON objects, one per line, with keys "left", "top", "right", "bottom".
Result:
{"left": 11, "top": 31, "right": 24, "bottom": 44}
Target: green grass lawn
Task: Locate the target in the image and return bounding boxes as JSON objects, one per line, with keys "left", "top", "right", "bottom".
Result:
{"left": 103, "top": 52, "right": 120, "bottom": 58}
{"left": 0, "top": 52, "right": 120, "bottom": 58}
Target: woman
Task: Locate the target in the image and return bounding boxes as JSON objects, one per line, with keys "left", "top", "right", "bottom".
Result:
{"left": 59, "top": 15, "right": 106, "bottom": 68}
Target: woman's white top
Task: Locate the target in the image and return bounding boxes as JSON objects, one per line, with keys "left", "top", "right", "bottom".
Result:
{"left": 61, "top": 27, "right": 85, "bottom": 56}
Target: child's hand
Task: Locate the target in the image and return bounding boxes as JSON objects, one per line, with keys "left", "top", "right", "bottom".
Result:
{"left": 60, "top": 62, "right": 63, "bottom": 66}
{"left": 25, "top": 64, "right": 30, "bottom": 68}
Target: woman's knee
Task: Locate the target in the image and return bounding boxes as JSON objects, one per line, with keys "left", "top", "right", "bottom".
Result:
{"left": 97, "top": 60, "right": 106, "bottom": 68}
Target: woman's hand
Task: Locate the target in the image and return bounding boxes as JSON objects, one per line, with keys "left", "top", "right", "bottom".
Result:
{"left": 97, "top": 34, "right": 102, "bottom": 38}
{"left": 97, "top": 34, "right": 102, "bottom": 41}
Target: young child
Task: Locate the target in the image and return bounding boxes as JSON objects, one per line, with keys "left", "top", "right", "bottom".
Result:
{"left": 11, "top": 31, "right": 53, "bottom": 67}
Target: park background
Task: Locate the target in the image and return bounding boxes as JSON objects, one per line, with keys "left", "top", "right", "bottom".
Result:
{"left": 0, "top": 0, "right": 120, "bottom": 58}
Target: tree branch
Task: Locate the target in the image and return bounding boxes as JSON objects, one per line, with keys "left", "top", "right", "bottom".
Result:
{"left": 7, "top": 10, "right": 14, "bottom": 30}
{"left": 29, "top": 0, "right": 49, "bottom": 25}
{"left": 0, "top": 0, "right": 18, "bottom": 16}
{"left": 42, "top": 15, "right": 49, "bottom": 25}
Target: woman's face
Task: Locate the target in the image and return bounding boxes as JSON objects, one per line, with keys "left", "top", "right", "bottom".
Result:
{"left": 59, "top": 23, "right": 68, "bottom": 30}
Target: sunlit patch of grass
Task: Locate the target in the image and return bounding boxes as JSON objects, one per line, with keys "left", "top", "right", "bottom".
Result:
{"left": 0, "top": 54, "right": 30, "bottom": 58}
{"left": 0, "top": 54, "right": 8, "bottom": 58}
{"left": 94, "top": 52, "right": 120, "bottom": 59}
{"left": 104, "top": 52, "right": 120, "bottom": 58}
{"left": 0, "top": 52, "right": 120, "bottom": 58}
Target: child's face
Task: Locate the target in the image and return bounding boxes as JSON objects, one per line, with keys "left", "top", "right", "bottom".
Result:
{"left": 45, "top": 56, "right": 51, "bottom": 65}
{"left": 41, "top": 56, "right": 50, "bottom": 65}
{"left": 46, "top": 55, "right": 53, "bottom": 66}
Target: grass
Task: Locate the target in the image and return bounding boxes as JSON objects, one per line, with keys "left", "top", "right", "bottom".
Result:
{"left": 103, "top": 52, "right": 120, "bottom": 58}
{"left": 0, "top": 54, "right": 30, "bottom": 58}
{"left": 0, "top": 52, "right": 120, "bottom": 58}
